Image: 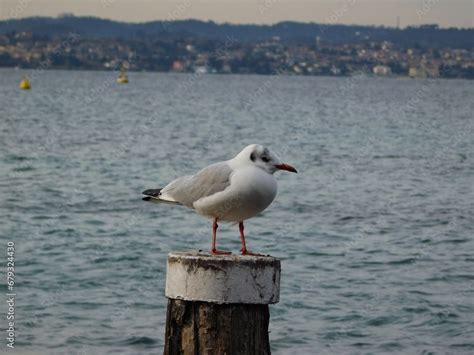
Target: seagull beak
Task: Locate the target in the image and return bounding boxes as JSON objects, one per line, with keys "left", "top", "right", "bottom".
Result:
{"left": 274, "top": 163, "right": 298, "bottom": 173}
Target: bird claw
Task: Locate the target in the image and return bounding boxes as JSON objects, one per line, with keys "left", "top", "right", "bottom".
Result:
{"left": 240, "top": 249, "right": 266, "bottom": 256}
{"left": 211, "top": 249, "right": 232, "bottom": 255}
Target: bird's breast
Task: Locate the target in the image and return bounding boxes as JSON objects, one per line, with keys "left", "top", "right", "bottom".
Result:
{"left": 193, "top": 167, "right": 278, "bottom": 222}
{"left": 234, "top": 167, "right": 277, "bottom": 208}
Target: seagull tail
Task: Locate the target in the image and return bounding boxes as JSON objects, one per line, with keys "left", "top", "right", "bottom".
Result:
{"left": 142, "top": 188, "right": 180, "bottom": 205}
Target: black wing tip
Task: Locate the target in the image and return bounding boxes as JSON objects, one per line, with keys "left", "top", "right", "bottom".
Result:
{"left": 142, "top": 196, "right": 152, "bottom": 201}
{"left": 142, "top": 188, "right": 162, "bottom": 197}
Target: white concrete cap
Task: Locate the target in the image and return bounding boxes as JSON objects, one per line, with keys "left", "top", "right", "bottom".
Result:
{"left": 165, "top": 251, "right": 281, "bottom": 304}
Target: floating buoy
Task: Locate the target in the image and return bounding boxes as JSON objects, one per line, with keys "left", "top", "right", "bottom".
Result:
{"left": 19, "top": 76, "right": 31, "bottom": 90}
{"left": 117, "top": 64, "right": 129, "bottom": 84}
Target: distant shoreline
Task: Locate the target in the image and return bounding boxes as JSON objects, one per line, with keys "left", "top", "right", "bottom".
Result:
{"left": 2, "top": 66, "right": 472, "bottom": 81}
{"left": 2, "top": 18, "right": 473, "bottom": 79}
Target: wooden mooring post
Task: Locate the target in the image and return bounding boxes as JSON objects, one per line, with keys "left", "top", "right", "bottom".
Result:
{"left": 164, "top": 251, "right": 281, "bottom": 355}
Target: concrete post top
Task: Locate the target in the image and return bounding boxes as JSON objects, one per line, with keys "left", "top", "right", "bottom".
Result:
{"left": 167, "top": 251, "right": 280, "bottom": 268}
{"left": 165, "top": 251, "right": 281, "bottom": 304}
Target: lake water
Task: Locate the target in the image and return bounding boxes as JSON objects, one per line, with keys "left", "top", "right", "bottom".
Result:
{"left": 0, "top": 68, "right": 473, "bottom": 354}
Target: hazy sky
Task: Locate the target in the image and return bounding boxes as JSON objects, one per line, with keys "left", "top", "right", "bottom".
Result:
{"left": 1, "top": 0, "right": 473, "bottom": 28}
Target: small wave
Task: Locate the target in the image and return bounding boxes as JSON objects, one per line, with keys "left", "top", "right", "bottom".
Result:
{"left": 378, "top": 342, "right": 404, "bottom": 351}
{"left": 432, "top": 238, "right": 470, "bottom": 245}
{"left": 407, "top": 290, "right": 432, "bottom": 296}
{"left": 12, "top": 165, "right": 35, "bottom": 172}
{"left": 91, "top": 257, "right": 109, "bottom": 264}
{"left": 351, "top": 342, "right": 372, "bottom": 347}
{"left": 65, "top": 335, "right": 89, "bottom": 345}
{"left": 457, "top": 153, "right": 467, "bottom": 162}
{"left": 323, "top": 330, "right": 369, "bottom": 340}
{"left": 402, "top": 306, "right": 430, "bottom": 314}
{"left": 118, "top": 336, "right": 158, "bottom": 346}
{"left": 366, "top": 249, "right": 384, "bottom": 254}
{"left": 91, "top": 255, "right": 141, "bottom": 264}
{"left": 386, "top": 258, "right": 420, "bottom": 265}
{"left": 366, "top": 316, "right": 395, "bottom": 326}
{"left": 44, "top": 228, "right": 76, "bottom": 236}
{"left": 62, "top": 301, "right": 103, "bottom": 309}
{"left": 84, "top": 219, "right": 106, "bottom": 226}
{"left": 306, "top": 251, "right": 345, "bottom": 257}
{"left": 7, "top": 154, "right": 33, "bottom": 162}
{"left": 31, "top": 215, "right": 55, "bottom": 220}
{"left": 337, "top": 215, "right": 366, "bottom": 222}
{"left": 427, "top": 274, "right": 474, "bottom": 282}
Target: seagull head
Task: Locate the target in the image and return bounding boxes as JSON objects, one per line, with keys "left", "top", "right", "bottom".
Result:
{"left": 235, "top": 144, "right": 297, "bottom": 174}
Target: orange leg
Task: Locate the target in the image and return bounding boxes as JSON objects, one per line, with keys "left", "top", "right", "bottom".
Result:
{"left": 239, "top": 221, "right": 265, "bottom": 256}
{"left": 211, "top": 218, "right": 231, "bottom": 255}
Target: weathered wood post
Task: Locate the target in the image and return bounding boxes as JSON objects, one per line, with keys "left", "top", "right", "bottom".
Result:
{"left": 164, "top": 251, "right": 281, "bottom": 355}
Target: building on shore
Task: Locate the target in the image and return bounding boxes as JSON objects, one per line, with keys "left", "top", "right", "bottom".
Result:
{"left": 373, "top": 65, "right": 392, "bottom": 76}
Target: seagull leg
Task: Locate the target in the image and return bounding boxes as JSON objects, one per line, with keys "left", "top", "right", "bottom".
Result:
{"left": 239, "top": 222, "right": 265, "bottom": 256}
{"left": 211, "top": 218, "right": 231, "bottom": 255}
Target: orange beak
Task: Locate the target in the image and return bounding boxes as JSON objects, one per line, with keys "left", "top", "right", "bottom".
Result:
{"left": 274, "top": 163, "right": 297, "bottom": 173}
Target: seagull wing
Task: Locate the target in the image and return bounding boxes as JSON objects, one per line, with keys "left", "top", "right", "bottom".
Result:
{"left": 143, "top": 162, "right": 233, "bottom": 208}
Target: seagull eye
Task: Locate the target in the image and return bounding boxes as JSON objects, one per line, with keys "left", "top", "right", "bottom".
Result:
{"left": 261, "top": 156, "right": 270, "bottom": 163}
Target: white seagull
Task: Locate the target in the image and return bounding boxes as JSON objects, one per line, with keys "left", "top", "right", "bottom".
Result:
{"left": 142, "top": 144, "right": 297, "bottom": 255}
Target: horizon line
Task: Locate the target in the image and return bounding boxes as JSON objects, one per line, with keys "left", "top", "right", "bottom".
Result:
{"left": 1, "top": 14, "right": 473, "bottom": 31}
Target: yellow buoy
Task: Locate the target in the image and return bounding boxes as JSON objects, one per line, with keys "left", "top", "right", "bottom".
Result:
{"left": 19, "top": 76, "right": 31, "bottom": 90}
{"left": 117, "top": 65, "right": 129, "bottom": 84}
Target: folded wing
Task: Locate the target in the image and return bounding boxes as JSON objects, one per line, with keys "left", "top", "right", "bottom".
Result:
{"left": 142, "top": 162, "right": 233, "bottom": 208}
